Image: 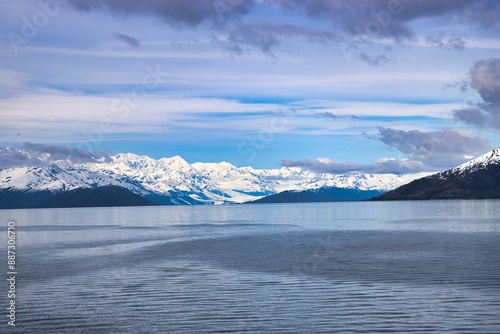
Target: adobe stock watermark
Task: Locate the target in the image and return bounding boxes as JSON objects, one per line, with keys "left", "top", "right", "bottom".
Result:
{"left": 340, "top": 0, "right": 403, "bottom": 63}
{"left": 6, "top": 221, "right": 17, "bottom": 327}
{"left": 77, "top": 65, "right": 169, "bottom": 152}
{"left": 237, "top": 108, "right": 294, "bottom": 163}
{"left": 408, "top": 279, "right": 460, "bottom": 326}
{"left": 289, "top": 233, "right": 337, "bottom": 276}
{"left": 7, "top": 0, "right": 68, "bottom": 54}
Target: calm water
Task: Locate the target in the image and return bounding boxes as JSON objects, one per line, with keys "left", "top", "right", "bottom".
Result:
{"left": 1, "top": 201, "right": 500, "bottom": 333}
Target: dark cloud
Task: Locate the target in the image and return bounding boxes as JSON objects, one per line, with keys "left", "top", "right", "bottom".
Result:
{"left": 314, "top": 112, "right": 340, "bottom": 120}
{"left": 461, "top": 0, "right": 500, "bottom": 30}
{"left": 426, "top": 33, "right": 465, "bottom": 50}
{"left": 454, "top": 58, "right": 500, "bottom": 130}
{"left": 273, "top": 0, "right": 500, "bottom": 41}
{"left": 68, "top": 0, "right": 255, "bottom": 27}
{"left": 469, "top": 58, "right": 500, "bottom": 103}
{"left": 273, "top": 0, "right": 414, "bottom": 41}
{"left": 114, "top": 33, "right": 141, "bottom": 49}
{"left": 365, "top": 127, "right": 491, "bottom": 168}
{"left": 338, "top": 41, "right": 394, "bottom": 66}
{"left": 443, "top": 78, "right": 469, "bottom": 93}
{"left": 0, "top": 142, "right": 111, "bottom": 168}
{"left": 281, "top": 157, "right": 428, "bottom": 174}
{"left": 265, "top": 0, "right": 499, "bottom": 65}
{"left": 446, "top": 36, "right": 466, "bottom": 50}
{"left": 224, "top": 21, "right": 339, "bottom": 57}
{"left": 313, "top": 112, "right": 360, "bottom": 120}
{"left": 282, "top": 158, "right": 364, "bottom": 174}
{"left": 356, "top": 52, "right": 391, "bottom": 66}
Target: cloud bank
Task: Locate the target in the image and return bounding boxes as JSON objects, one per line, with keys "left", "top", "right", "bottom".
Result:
{"left": 366, "top": 127, "right": 491, "bottom": 169}
{"left": 282, "top": 157, "right": 428, "bottom": 174}
{"left": 0, "top": 142, "right": 111, "bottom": 168}
{"left": 65, "top": 0, "right": 500, "bottom": 62}
{"left": 68, "top": 0, "right": 254, "bottom": 27}
{"left": 283, "top": 127, "right": 491, "bottom": 174}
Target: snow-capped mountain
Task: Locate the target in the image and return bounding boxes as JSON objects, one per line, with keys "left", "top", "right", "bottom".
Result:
{"left": 0, "top": 153, "right": 432, "bottom": 205}
{"left": 447, "top": 148, "right": 500, "bottom": 176}
{"left": 375, "top": 148, "right": 500, "bottom": 200}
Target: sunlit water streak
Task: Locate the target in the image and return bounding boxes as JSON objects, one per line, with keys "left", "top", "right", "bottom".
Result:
{"left": 1, "top": 201, "right": 500, "bottom": 333}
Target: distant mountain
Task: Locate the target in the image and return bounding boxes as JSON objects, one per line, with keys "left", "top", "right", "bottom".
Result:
{"left": 35, "top": 186, "right": 157, "bottom": 208}
{"left": 374, "top": 149, "right": 500, "bottom": 200}
{"left": 0, "top": 152, "right": 431, "bottom": 208}
{"left": 247, "top": 187, "right": 384, "bottom": 204}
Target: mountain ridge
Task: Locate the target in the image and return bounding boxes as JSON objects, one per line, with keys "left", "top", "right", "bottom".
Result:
{"left": 35, "top": 185, "right": 157, "bottom": 208}
{"left": 246, "top": 187, "right": 384, "bottom": 204}
{"left": 374, "top": 148, "right": 500, "bottom": 200}
{"left": 0, "top": 153, "right": 431, "bottom": 206}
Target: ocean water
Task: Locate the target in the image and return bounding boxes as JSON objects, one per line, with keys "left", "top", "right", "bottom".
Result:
{"left": 1, "top": 201, "right": 500, "bottom": 333}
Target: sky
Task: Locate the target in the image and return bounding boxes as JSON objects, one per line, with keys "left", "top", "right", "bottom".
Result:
{"left": 1, "top": 0, "right": 500, "bottom": 173}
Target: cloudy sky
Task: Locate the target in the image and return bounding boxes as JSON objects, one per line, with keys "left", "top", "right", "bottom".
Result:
{"left": 1, "top": 0, "right": 499, "bottom": 173}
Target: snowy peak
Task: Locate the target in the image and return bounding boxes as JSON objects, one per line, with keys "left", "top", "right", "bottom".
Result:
{"left": 112, "top": 153, "right": 156, "bottom": 168}
{"left": 192, "top": 161, "right": 236, "bottom": 172}
{"left": 158, "top": 155, "right": 191, "bottom": 171}
{"left": 450, "top": 148, "right": 500, "bottom": 175}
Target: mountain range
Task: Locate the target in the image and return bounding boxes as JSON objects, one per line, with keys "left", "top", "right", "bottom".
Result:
{"left": 0, "top": 152, "right": 430, "bottom": 208}
{"left": 2, "top": 149, "right": 499, "bottom": 208}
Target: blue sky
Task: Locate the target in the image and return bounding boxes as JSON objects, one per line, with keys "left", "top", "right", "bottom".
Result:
{"left": 1, "top": 0, "right": 500, "bottom": 173}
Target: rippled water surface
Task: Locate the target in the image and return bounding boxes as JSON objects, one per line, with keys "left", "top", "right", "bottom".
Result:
{"left": 1, "top": 201, "right": 500, "bottom": 333}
